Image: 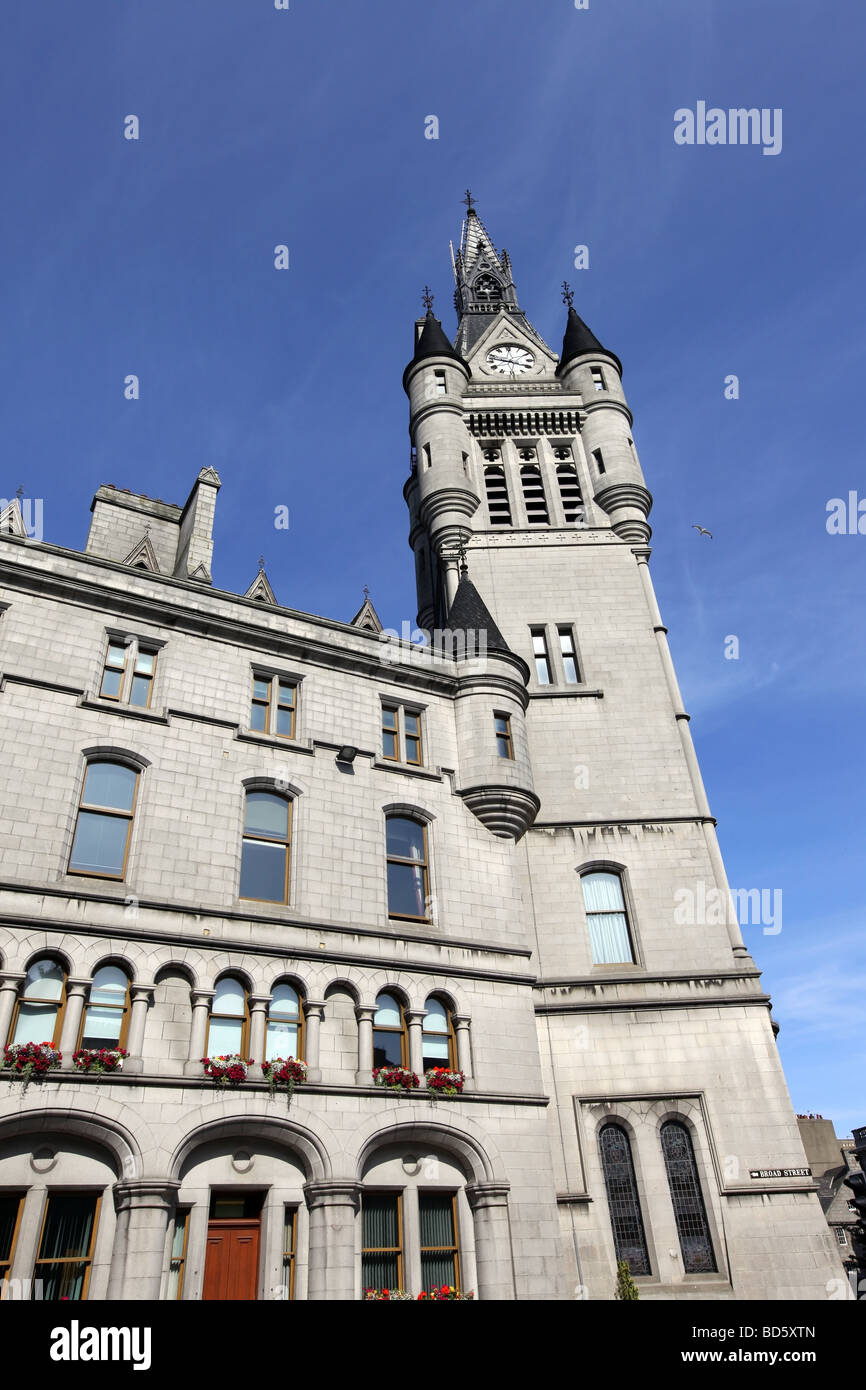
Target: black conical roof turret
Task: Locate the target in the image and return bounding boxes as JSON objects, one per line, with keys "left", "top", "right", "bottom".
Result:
{"left": 403, "top": 310, "right": 469, "bottom": 390}
{"left": 556, "top": 305, "right": 622, "bottom": 377}
{"left": 447, "top": 574, "right": 511, "bottom": 655}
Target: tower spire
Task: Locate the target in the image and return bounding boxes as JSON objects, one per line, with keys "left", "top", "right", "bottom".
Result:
{"left": 452, "top": 193, "right": 548, "bottom": 357}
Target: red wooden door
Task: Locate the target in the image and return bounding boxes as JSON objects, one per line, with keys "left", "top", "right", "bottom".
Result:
{"left": 202, "top": 1219, "right": 260, "bottom": 1300}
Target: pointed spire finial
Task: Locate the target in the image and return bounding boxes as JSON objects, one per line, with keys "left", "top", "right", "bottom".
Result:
{"left": 363, "top": 584, "right": 370, "bottom": 600}
{"left": 258, "top": 554, "right": 265, "bottom": 572}
{"left": 422, "top": 285, "right": 435, "bottom": 313}
{"left": 15, "top": 484, "right": 24, "bottom": 500}
{"left": 456, "top": 538, "right": 468, "bottom": 576}
{"left": 463, "top": 188, "right": 476, "bottom": 213}
{"left": 561, "top": 280, "right": 575, "bottom": 310}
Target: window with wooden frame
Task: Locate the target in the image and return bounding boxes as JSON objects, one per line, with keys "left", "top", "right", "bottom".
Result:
{"left": 361, "top": 1192, "right": 403, "bottom": 1292}
{"left": 250, "top": 673, "right": 297, "bottom": 739}
{"left": 372, "top": 992, "right": 408, "bottom": 1068}
{"left": 266, "top": 983, "right": 304, "bottom": 1061}
{"left": 0, "top": 1193, "right": 25, "bottom": 1294}
{"left": 494, "top": 713, "right": 513, "bottom": 759}
{"left": 530, "top": 628, "right": 552, "bottom": 685}
{"left": 239, "top": 790, "right": 291, "bottom": 903}
{"left": 9, "top": 958, "right": 67, "bottom": 1047}
{"left": 381, "top": 704, "right": 423, "bottom": 766}
{"left": 385, "top": 815, "right": 429, "bottom": 920}
{"left": 419, "top": 1192, "right": 461, "bottom": 1290}
{"left": 421, "top": 996, "right": 456, "bottom": 1072}
{"left": 581, "top": 870, "right": 636, "bottom": 965}
{"left": 281, "top": 1207, "right": 297, "bottom": 1300}
{"left": 166, "top": 1209, "right": 190, "bottom": 1300}
{"left": 68, "top": 760, "right": 139, "bottom": 880}
{"left": 33, "top": 1192, "right": 101, "bottom": 1301}
{"left": 99, "top": 638, "right": 158, "bottom": 709}
{"left": 557, "top": 626, "right": 580, "bottom": 684}
{"left": 78, "top": 965, "right": 130, "bottom": 1052}
{"left": 206, "top": 977, "right": 249, "bottom": 1056}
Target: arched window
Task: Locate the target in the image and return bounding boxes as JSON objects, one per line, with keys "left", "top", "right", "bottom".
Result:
{"left": 599, "top": 1123, "right": 651, "bottom": 1276}
{"left": 484, "top": 466, "right": 512, "bottom": 526}
{"left": 206, "top": 977, "right": 249, "bottom": 1056}
{"left": 660, "top": 1121, "right": 717, "bottom": 1273}
{"left": 557, "top": 464, "right": 582, "bottom": 523}
{"left": 385, "top": 815, "right": 429, "bottom": 921}
{"left": 10, "top": 958, "right": 67, "bottom": 1046}
{"left": 580, "top": 871, "right": 635, "bottom": 964}
{"left": 422, "top": 996, "right": 456, "bottom": 1071}
{"left": 372, "top": 992, "right": 407, "bottom": 1069}
{"left": 521, "top": 465, "right": 549, "bottom": 524}
{"left": 68, "top": 760, "right": 139, "bottom": 879}
{"left": 266, "top": 983, "right": 304, "bottom": 1061}
{"left": 79, "top": 965, "right": 130, "bottom": 1051}
{"left": 474, "top": 273, "right": 502, "bottom": 302}
{"left": 240, "top": 790, "right": 291, "bottom": 903}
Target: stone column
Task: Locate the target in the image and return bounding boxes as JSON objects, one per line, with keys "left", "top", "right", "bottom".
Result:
{"left": 58, "top": 978, "right": 90, "bottom": 1069}
{"left": 184, "top": 990, "right": 215, "bottom": 1075}
{"left": 304, "top": 1180, "right": 361, "bottom": 1301}
{"left": 123, "top": 983, "right": 154, "bottom": 1075}
{"left": 451, "top": 1014, "right": 473, "bottom": 1082}
{"left": 107, "top": 1180, "right": 180, "bottom": 1300}
{"left": 303, "top": 1000, "right": 325, "bottom": 1083}
{"left": 404, "top": 1010, "right": 426, "bottom": 1080}
{"left": 355, "top": 1004, "right": 376, "bottom": 1084}
{"left": 0, "top": 972, "right": 24, "bottom": 1044}
{"left": 248, "top": 994, "right": 270, "bottom": 1066}
{"left": 466, "top": 1182, "right": 515, "bottom": 1301}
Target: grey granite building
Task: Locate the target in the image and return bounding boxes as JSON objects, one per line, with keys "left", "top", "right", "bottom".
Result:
{"left": 0, "top": 205, "right": 844, "bottom": 1301}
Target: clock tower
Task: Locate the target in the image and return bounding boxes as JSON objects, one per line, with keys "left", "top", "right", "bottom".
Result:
{"left": 400, "top": 200, "right": 831, "bottom": 1300}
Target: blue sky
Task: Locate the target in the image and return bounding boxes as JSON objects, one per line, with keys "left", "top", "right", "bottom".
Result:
{"left": 1, "top": 1, "right": 863, "bottom": 1132}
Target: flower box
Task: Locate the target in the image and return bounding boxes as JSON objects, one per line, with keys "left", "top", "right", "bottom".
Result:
{"left": 424, "top": 1067, "right": 465, "bottom": 1097}
{"left": 417, "top": 1286, "right": 475, "bottom": 1300}
{"left": 364, "top": 1288, "right": 413, "bottom": 1301}
{"left": 3, "top": 1041, "right": 62, "bottom": 1083}
{"left": 373, "top": 1066, "right": 419, "bottom": 1091}
{"left": 261, "top": 1057, "right": 307, "bottom": 1099}
{"left": 202, "top": 1054, "right": 250, "bottom": 1085}
{"left": 72, "top": 1048, "right": 128, "bottom": 1076}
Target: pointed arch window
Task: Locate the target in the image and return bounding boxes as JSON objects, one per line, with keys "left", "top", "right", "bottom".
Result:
{"left": 240, "top": 790, "right": 292, "bottom": 903}
{"left": 474, "top": 273, "right": 502, "bottom": 302}
{"left": 68, "top": 760, "right": 139, "bottom": 879}
{"left": 660, "top": 1121, "right": 717, "bottom": 1273}
{"left": 10, "top": 958, "right": 67, "bottom": 1046}
{"left": 385, "top": 815, "right": 429, "bottom": 921}
{"left": 78, "top": 965, "right": 130, "bottom": 1051}
{"left": 206, "top": 976, "right": 249, "bottom": 1056}
{"left": 372, "top": 992, "right": 407, "bottom": 1069}
{"left": 266, "top": 983, "right": 304, "bottom": 1061}
{"left": 421, "top": 996, "right": 456, "bottom": 1071}
{"left": 557, "top": 464, "right": 583, "bottom": 524}
{"left": 581, "top": 871, "right": 635, "bottom": 964}
{"left": 599, "top": 1123, "right": 651, "bottom": 1276}
{"left": 521, "top": 465, "right": 549, "bottom": 524}
{"left": 484, "top": 466, "right": 512, "bottom": 526}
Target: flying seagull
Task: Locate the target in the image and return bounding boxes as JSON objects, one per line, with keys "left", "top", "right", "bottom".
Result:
{"left": 692, "top": 525, "right": 713, "bottom": 538}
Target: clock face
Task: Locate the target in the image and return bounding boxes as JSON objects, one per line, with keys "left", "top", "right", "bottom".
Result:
{"left": 486, "top": 344, "right": 535, "bottom": 376}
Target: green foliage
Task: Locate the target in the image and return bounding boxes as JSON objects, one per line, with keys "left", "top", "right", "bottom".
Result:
{"left": 615, "top": 1260, "right": 640, "bottom": 1300}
